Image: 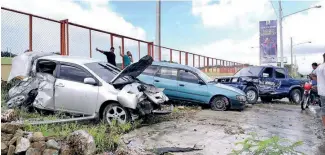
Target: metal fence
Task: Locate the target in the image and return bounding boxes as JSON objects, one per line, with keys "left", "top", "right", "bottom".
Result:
{"left": 1, "top": 7, "right": 247, "bottom": 74}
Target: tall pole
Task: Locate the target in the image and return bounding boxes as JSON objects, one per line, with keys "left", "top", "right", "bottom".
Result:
{"left": 279, "top": 0, "right": 284, "bottom": 67}
{"left": 155, "top": 0, "right": 161, "bottom": 61}
{"left": 290, "top": 37, "right": 293, "bottom": 75}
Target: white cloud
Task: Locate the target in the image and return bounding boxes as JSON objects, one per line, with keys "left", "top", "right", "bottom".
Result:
{"left": 192, "top": 0, "right": 274, "bottom": 29}
{"left": 1, "top": 0, "right": 146, "bottom": 39}
{"left": 189, "top": 0, "right": 325, "bottom": 74}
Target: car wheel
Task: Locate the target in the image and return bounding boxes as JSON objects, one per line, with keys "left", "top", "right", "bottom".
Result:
{"left": 210, "top": 96, "right": 229, "bottom": 111}
{"left": 103, "top": 103, "right": 130, "bottom": 125}
{"left": 6, "top": 94, "right": 28, "bottom": 108}
{"left": 245, "top": 86, "right": 258, "bottom": 104}
{"left": 290, "top": 89, "right": 302, "bottom": 104}
{"left": 260, "top": 97, "right": 272, "bottom": 103}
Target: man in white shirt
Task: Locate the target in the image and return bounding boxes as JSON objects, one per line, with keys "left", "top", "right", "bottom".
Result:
{"left": 313, "top": 53, "right": 325, "bottom": 127}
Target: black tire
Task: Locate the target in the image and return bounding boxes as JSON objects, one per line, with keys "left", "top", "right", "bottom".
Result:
{"left": 290, "top": 89, "right": 302, "bottom": 104}
{"left": 260, "top": 97, "right": 272, "bottom": 103}
{"left": 244, "top": 86, "right": 258, "bottom": 104}
{"left": 6, "top": 94, "right": 29, "bottom": 109}
{"left": 210, "top": 96, "right": 229, "bottom": 111}
{"left": 301, "top": 95, "right": 309, "bottom": 110}
{"left": 102, "top": 103, "right": 130, "bottom": 125}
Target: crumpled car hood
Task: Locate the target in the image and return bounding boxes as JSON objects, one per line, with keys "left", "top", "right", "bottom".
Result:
{"left": 110, "top": 55, "right": 153, "bottom": 84}
{"left": 213, "top": 83, "right": 245, "bottom": 95}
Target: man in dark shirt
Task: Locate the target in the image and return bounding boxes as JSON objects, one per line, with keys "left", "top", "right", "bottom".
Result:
{"left": 96, "top": 47, "right": 116, "bottom": 66}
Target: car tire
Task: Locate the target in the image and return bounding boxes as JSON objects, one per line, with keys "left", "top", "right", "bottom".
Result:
{"left": 210, "top": 96, "right": 229, "bottom": 111}
{"left": 290, "top": 89, "right": 302, "bottom": 104}
{"left": 244, "top": 86, "right": 258, "bottom": 105}
{"left": 103, "top": 103, "right": 130, "bottom": 125}
{"left": 260, "top": 97, "right": 272, "bottom": 103}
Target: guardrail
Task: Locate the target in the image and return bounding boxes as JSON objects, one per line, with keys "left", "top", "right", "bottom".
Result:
{"left": 1, "top": 7, "right": 248, "bottom": 74}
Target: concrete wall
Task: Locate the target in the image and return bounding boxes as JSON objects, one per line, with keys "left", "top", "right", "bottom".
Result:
{"left": 1, "top": 57, "right": 12, "bottom": 81}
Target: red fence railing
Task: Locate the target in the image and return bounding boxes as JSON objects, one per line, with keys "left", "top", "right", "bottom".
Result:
{"left": 1, "top": 7, "right": 248, "bottom": 74}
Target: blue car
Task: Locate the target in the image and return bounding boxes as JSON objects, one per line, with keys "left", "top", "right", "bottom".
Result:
{"left": 138, "top": 62, "right": 247, "bottom": 111}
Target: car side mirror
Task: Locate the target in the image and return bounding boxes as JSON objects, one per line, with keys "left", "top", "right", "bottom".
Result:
{"left": 262, "top": 73, "right": 269, "bottom": 78}
{"left": 198, "top": 80, "right": 205, "bottom": 85}
{"left": 84, "top": 77, "right": 96, "bottom": 85}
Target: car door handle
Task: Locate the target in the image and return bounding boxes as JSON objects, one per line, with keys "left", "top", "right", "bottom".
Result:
{"left": 154, "top": 80, "right": 160, "bottom": 82}
{"left": 179, "top": 84, "right": 184, "bottom": 87}
{"left": 55, "top": 83, "right": 64, "bottom": 87}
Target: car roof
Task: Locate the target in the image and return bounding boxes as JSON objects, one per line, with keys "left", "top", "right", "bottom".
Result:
{"left": 39, "top": 55, "right": 102, "bottom": 65}
{"left": 152, "top": 61, "right": 199, "bottom": 72}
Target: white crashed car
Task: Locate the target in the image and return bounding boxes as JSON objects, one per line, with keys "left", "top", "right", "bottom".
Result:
{"left": 6, "top": 52, "right": 171, "bottom": 124}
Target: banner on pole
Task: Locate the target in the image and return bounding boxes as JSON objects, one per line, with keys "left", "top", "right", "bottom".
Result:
{"left": 259, "top": 20, "right": 277, "bottom": 64}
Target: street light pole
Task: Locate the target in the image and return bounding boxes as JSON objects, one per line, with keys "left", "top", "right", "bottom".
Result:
{"left": 290, "top": 37, "right": 293, "bottom": 74}
{"left": 290, "top": 38, "right": 311, "bottom": 76}
{"left": 279, "top": 0, "right": 284, "bottom": 67}
{"left": 278, "top": 2, "right": 321, "bottom": 68}
{"left": 155, "top": 0, "right": 161, "bottom": 61}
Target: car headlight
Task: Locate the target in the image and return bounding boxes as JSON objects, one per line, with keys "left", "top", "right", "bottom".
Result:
{"left": 232, "top": 78, "right": 238, "bottom": 82}
{"left": 236, "top": 95, "right": 247, "bottom": 102}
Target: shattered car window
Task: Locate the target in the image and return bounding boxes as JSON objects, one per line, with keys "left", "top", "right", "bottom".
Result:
{"left": 60, "top": 65, "right": 90, "bottom": 83}
{"left": 234, "top": 67, "right": 263, "bottom": 77}
{"left": 85, "top": 62, "right": 131, "bottom": 83}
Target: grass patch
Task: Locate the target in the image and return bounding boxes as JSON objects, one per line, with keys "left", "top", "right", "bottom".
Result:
{"left": 24, "top": 120, "right": 134, "bottom": 153}
{"left": 230, "top": 133, "right": 304, "bottom": 155}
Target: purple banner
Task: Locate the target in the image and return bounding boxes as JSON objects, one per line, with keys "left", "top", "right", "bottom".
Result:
{"left": 259, "top": 20, "right": 277, "bottom": 63}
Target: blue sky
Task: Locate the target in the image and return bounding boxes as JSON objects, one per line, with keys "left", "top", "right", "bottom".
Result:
{"left": 105, "top": 0, "right": 317, "bottom": 49}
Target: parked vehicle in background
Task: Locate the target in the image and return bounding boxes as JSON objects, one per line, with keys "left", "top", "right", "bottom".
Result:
{"left": 138, "top": 62, "right": 247, "bottom": 111}
{"left": 301, "top": 78, "right": 321, "bottom": 110}
{"left": 215, "top": 66, "right": 305, "bottom": 104}
{"left": 6, "top": 52, "right": 171, "bottom": 124}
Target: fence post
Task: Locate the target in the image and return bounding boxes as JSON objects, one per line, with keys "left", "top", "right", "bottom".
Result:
{"left": 159, "top": 46, "right": 161, "bottom": 61}
{"left": 110, "top": 34, "right": 114, "bottom": 48}
{"left": 60, "top": 20, "right": 67, "bottom": 55}
{"left": 29, "top": 15, "right": 32, "bottom": 51}
{"left": 66, "top": 19, "right": 69, "bottom": 55}
{"left": 198, "top": 55, "right": 200, "bottom": 68}
{"left": 170, "top": 49, "right": 172, "bottom": 63}
{"left": 147, "top": 43, "right": 151, "bottom": 56}
{"left": 179, "top": 51, "right": 181, "bottom": 64}
{"left": 89, "top": 30, "right": 92, "bottom": 58}
{"left": 138, "top": 41, "right": 140, "bottom": 61}
{"left": 121, "top": 37, "right": 125, "bottom": 69}
{"left": 185, "top": 52, "right": 188, "bottom": 65}
{"left": 193, "top": 54, "right": 195, "bottom": 67}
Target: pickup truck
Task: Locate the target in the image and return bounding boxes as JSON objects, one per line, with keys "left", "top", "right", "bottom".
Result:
{"left": 215, "top": 66, "right": 306, "bottom": 104}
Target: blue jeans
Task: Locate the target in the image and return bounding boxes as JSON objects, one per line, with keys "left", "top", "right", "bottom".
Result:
{"left": 321, "top": 96, "right": 325, "bottom": 116}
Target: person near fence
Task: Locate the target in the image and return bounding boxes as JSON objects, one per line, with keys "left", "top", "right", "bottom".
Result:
{"left": 96, "top": 47, "right": 116, "bottom": 66}
{"left": 119, "top": 46, "right": 133, "bottom": 67}
{"left": 313, "top": 53, "right": 325, "bottom": 128}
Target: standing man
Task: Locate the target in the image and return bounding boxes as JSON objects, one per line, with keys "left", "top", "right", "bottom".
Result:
{"left": 119, "top": 46, "right": 133, "bottom": 68}
{"left": 96, "top": 47, "right": 116, "bottom": 66}
{"left": 313, "top": 53, "right": 325, "bottom": 128}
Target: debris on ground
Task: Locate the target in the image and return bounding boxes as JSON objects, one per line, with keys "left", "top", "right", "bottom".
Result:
{"left": 1, "top": 109, "right": 18, "bottom": 122}
{"left": 152, "top": 145, "right": 204, "bottom": 155}
{"left": 224, "top": 125, "right": 245, "bottom": 135}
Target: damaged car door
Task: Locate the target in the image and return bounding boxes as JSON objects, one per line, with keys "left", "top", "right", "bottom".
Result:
{"left": 55, "top": 63, "right": 98, "bottom": 114}
{"left": 177, "top": 69, "right": 208, "bottom": 103}
{"left": 153, "top": 67, "right": 179, "bottom": 100}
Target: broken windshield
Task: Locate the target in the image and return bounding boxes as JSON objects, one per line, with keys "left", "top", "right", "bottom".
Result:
{"left": 234, "top": 66, "right": 263, "bottom": 77}
{"left": 85, "top": 62, "right": 132, "bottom": 83}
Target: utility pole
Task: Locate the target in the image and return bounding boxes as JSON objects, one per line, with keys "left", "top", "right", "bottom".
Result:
{"left": 155, "top": 0, "right": 161, "bottom": 61}
{"left": 279, "top": 0, "right": 284, "bottom": 67}
{"left": 290, "top": 37, "right": 293, "bottom": 75}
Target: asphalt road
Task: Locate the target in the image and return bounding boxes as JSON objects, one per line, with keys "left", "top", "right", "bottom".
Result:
{"left": 121, "top": 102, "right": 325, "bottom": 155}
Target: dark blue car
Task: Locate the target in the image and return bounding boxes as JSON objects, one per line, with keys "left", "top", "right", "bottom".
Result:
{"left": 215, "top": 66, "right": 305, "bottom": 104}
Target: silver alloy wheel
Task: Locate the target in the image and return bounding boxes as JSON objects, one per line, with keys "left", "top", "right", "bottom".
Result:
{"left": 7, "top": 95, "right": 26, "bottom": 108}
{"left": 106, "top": 106, "right": 127, "bottom": 124}
{"left": 246, "top": 90, "right": 256, "bottom": 101}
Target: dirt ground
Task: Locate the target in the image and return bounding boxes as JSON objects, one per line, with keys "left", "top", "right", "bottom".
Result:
{"left": 122, "top": 101, "right": 325, "bottom": 155}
